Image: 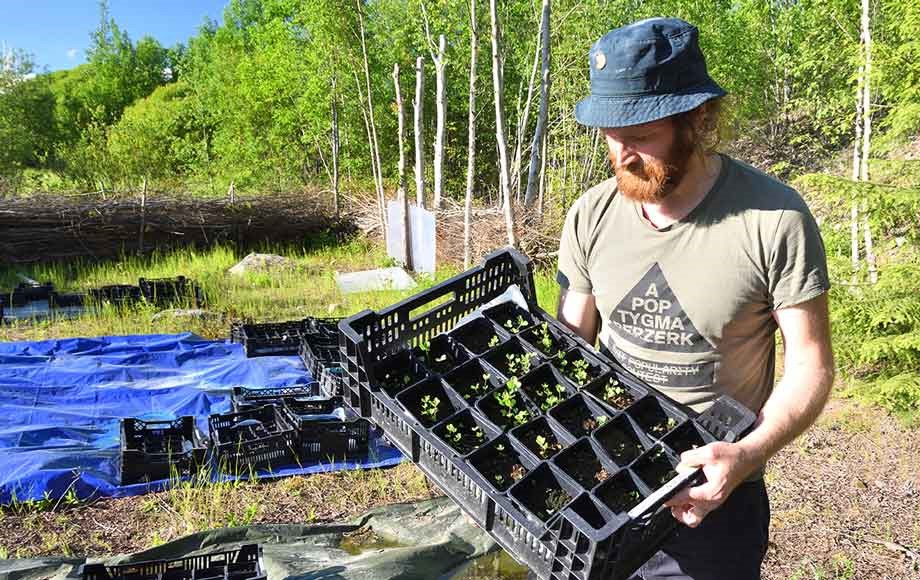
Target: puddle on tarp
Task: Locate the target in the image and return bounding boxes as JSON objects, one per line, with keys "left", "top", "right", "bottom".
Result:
{"left": 338, "top": 527, "right": 407, "bottom": 555}
{"left": 447, "top": 549, "right": 530, "bottom": 579}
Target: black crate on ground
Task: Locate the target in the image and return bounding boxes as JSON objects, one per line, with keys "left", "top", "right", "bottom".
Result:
{"left": 282, "top": 399, "right": 370, "bottom": 459}
{"left": 209, "top": 405, "right": 299, "bottom": 472}
{"left": 80, "top": 543, "right": 266, "bottom": 580}
{"left": 231, "top": 384, "right": 320, "bottom": 412}
{"left": 89, "top": 284, "right": 141, "bottom": 305}
{"left": 139, "top": 276, "right": 204, "bottom": 307}
{"left": 299, "top": 331, "right": 345, "bottom": 398}
{"left": 1, "top": 282, "right": 55, "bottom": 307}
{"left": 120, "top": 417, "right": 207, "bottom": 485}
{"left": 49, "top": 291, "right": 86, "bottom": 308}
{"left": 233, "top": 320, "right": 307, "bottom": 357}
{"left": 337, "top": 247, "right": 758, "bottom": 580}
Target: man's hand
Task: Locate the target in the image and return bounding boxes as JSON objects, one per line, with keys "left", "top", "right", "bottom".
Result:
{"left": 666, "top": 293, "right": 834, "bottom": 528}
{"left": 665, "top": 441, "right": 760, "bottom": 527}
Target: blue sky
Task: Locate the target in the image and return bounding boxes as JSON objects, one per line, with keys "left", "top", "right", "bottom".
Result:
{"left": 1, "top": 0, "right": 230, "bottom": 72}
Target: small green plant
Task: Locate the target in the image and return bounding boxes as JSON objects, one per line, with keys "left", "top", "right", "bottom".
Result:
{"left": 506, "top": 351, "right": 536, "bottom": 377}
{"left": 650, "top": 417, "right": 678, "bottom": 436}
{"left": 545, "top": 489, "right": 571, "bottom": 515}
{"left": 445, "top": 423, "right": 462, "bottom": 444}
{"left": 535, "top": 322, "right": 554, "bottom": 353}
{"left": 535, "top": 434, "right": 550, "bottom": 457}
{"left": 595, "top": 415, "right": 608, "bottom": 427}
{"left": 603, "top": 380, "right": 631, "bottom": 408}
{"left": 503, "top": 314, "right": 529, "bottom": 333}
{"left": 420, "top": 395, "right": 441, "bottom": 421}
{"left": 535, "top": 382, "right": 566, "bottom": 411}
{"left": 488, "top": 334, "right": 501, "bottom": 348}
{"left": 495, "top": 377, "right": 532, "bottom": 426}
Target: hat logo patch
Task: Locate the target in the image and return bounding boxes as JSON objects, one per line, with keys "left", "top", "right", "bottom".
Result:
{"left": 594, "top": 51, "right": 606, "bottom": 70}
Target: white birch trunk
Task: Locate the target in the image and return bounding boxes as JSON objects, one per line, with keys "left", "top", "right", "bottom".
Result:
{"left": 851, "top": 202, "right": 860, "bottom": 275}
{"left": 433, "top": 35, "right": 447, "bottom": 209}
{"left": 414, "top": 56, "right": 427, "bottom": 209}
{"left": 464, "top": 0, "right": 479, "bottom": 270}
{"left": 524, "top": 0, "right": 550, "bottom": 208}
{"left": 356, "top": 0, "right": 387, "bottom": 239}
{"left": 393, "top": 63, "right": 412, "bottom": 270}
{"left": 851, "top": 64, "right": 863, "bottom": 182}
{"left": 860, "top": 0, "right": 872, "bottom": 182}
{"left": 331, "top": 74, "right": 340, "bottom": 217}
{"left": 490, "top": 0, "right": 516, "bottom": 247}
{"left": 512, "top": 33, "right": 540, "bottom": 200}
{"left": 862, "top": 202, "right": 877, "bottom": 283}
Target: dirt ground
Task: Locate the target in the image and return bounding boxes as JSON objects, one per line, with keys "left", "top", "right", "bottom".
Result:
{"left": 1, "top": 395, "right": 918, "bottom": 579}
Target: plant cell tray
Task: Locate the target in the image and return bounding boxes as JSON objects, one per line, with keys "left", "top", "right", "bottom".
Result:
{"left": 281, "top": 398, "right": 370, "bottom": 459}
{"left": 80, "top": 543, "right": 266, "bottom": 580}
{"left": 120, "top": 417, "right": 208, "bottom": 485}
{"left": 231, "top": 384, "right": 320, "bottom": 412}
{"left": 139, "top": 276, "right": 204, "bottom": 307}
{"left": 231, "top": 319, "right": 307, "bottom": 357}
{"left": 337, "top": 247, "right": 758, "bottom": 580}
{"left": 208, "top": 405, "right": 299, "bottom": 473}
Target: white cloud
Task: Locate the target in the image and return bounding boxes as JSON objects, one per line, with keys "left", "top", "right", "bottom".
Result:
{"left": 66, "top": 49, "right": 78, "bottom": 60}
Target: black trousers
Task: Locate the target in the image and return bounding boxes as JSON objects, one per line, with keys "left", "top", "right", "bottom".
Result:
{"left": 628, "top": 478, "right": 771, "bottom": 580}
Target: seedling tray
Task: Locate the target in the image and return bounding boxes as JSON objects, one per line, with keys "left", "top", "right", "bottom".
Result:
{"left": 89, "top": 284, "right": 142, "bottom": 305}
{"left": 2, "top": 282, "right": 55, "bottom": 307}
{"left": 120, "top": 417, "right": 207, "bottom": 485}
{"left": 281, "top": 399, "right": 370, "bottom": 459}
{"left": 337, "top": 247, "right": 758, "bottom": 580}
{"left": 80, "top": 543, "right": 266, "bottom": 580}
{"left": 299, "top": 319, "right": 345, "bottom": 397}
{"left": 209, "top": 405, "right": 299, "bottom": 473}
{"left": 231, "top": 384, "right": 320, "bottom": 412}
{"left": 233, "top": 320, "right": 307, "bottom": 357}
{"left": 139, "top": 275, "right": 204, "bottom": 307}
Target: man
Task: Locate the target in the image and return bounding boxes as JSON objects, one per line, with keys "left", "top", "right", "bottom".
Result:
{"left": 556, "top": 18, "right": 835, "bottom": 580}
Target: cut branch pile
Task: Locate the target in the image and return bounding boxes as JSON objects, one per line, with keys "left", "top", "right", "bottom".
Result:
{"left": 0, "top": 191, "right": 351, "bottom": 264}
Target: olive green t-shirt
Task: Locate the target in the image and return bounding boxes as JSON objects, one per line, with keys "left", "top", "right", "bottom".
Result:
{"left": 557, "top": 155, "right": 830, "bottom": 415}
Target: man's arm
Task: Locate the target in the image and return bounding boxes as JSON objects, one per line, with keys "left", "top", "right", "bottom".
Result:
{"left": 666, "top": 292, "right": 835, "bottom": 527}
{"left": 557, "top": 287, "right": 600, "bottom": 345}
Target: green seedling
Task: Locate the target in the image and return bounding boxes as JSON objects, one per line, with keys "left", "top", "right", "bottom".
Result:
{"left": 603, "top": 380, "right": 632, "bottom": 408}
{"left": 536, "top": 322, "right": 554, "bottom": 353}
{"left": 503, "top": 314, "right": 529, "bottom": 334}
{"left": 535, "top": 434, "right": 560, "bottom": 458}
{"left": 445, "top": 423, "right": 462, "bottom": 444}
{"left": 505, "top": 352, "right": 536, "bottom": 377}
{"left": 535, "top": 382, "right": 566, "bottom": 412}
{"left": 488, "top": 335, "right": 501, "bottom": 348}
{"left": 420, "top": 395, "right": 441, "bottom": 421}
{"left": 545, "top": 489, "right": 571, "bottom": 515}
{"left": 650, "top": 416, "right": 678, "bottom": 436}
{"left": 495, "top": 377, "right": 532, "bottom": 427}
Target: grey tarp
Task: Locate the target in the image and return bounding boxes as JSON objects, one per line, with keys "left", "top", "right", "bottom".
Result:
{"left": 0, "top": 498, "right": 530, "bottom": 580}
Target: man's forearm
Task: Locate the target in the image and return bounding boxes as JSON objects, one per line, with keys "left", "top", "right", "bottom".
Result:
{"left": 736, "top": 363, "right": 835, "bottom": 473}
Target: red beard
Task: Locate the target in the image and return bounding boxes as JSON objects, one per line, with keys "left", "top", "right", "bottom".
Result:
{"left": 609, "top": 134, "right": 694, "bottom": 203}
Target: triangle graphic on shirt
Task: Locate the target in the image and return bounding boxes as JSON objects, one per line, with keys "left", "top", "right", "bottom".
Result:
{"left": 608, "top": 263, "right": 714, "bottom": 353}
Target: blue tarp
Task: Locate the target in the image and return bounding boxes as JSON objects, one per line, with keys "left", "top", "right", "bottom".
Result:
{"left": 0, "top": 333, "right": 402, "bottom": 504}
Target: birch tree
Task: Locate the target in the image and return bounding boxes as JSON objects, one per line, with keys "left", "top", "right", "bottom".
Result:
{"left": 355, "top": 0, "right": 387, "bottom": 240}
{"left": 420, "top": 2, "right": 447, "bottom": 209}
{"left": 393, "top": 63, "right": 412, "bottom": 270}
{"left": 524, "top": 0, "right": 550, "bottom": 208}
{"left": 490, "top": 0, "right": 516, "bottom": 247}
{"left": 414, "top": 56, "right": 426, "bottom": 209}
{"left": 464, "top": 0, "right": 479, "bottom": 269}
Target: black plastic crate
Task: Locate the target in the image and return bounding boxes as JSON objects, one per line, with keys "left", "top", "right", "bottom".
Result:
{"left": 209, "top": 405, "right": 299, "bottom": 473}
{"left": 80, "top": 543, "right": 266, "bottom": 580}
{"left": 299, "top": 329, "right": 345, "bottom": 398}
{"left": 139, "top": 276, "right": 204, "bottom": 307}
{"left": 49, "top": 291, "right": 86, "bottom": 308}
{"left": 1, "top": 282, "right": 55, "bottom": 307}
{"left": 120, "top": 417, "right": 207, "bottom": 485}
{"left": 337, "top": 248, "right": 758, "bottom": 580}
{"left": 233, "top": 320, "right": 307, "bottom": 357}
{"left": 231, "top": 384, "right": 320, "bottom": 412}
{"left": 281, "top": 399, "right": 370, "bottom": 459}
{"left": 89, "top": 284, "right": 142, "bottom": 305}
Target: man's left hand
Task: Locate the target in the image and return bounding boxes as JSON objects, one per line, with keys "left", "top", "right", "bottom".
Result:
{"left": 664, "top": 441, "right": 759, "bottom": 527}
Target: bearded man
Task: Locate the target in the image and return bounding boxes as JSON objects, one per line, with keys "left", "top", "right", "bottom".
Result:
{"left": 556, "top": 18, "right": 835, "bottom": 580}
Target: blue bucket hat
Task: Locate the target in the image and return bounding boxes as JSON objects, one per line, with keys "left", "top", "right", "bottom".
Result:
{"left": 574, "top": 17, "right": 726, "bottom": 128}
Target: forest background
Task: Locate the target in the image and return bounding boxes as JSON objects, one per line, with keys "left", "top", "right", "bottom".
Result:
{"left": 1, "top": 0, "right": 919, "bottom": 423}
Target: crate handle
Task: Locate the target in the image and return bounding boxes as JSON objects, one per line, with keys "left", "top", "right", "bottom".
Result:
{"left": 408, "top": 291, "right": 457, "bottom": 323}
{"left": 627, "top": 468, "right": 704, "bottom": 521}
